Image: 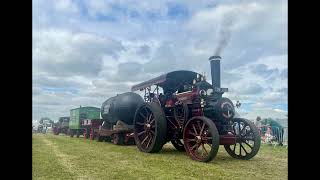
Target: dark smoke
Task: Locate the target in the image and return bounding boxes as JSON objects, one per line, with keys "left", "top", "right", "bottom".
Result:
{"left": 214, "top": 13, "right": 235, "bottom": 56}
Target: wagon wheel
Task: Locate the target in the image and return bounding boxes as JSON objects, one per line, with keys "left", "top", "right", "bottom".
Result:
{"left": 85, "top": 128, "right": 90, "bottom": 139}
{"left": 96, "top": 134, "right": 104, "bottom": 142}
{"left": 224, "top": 118, "right": 261, "bottom": 160}
{"left": 69, "top": 129, "right": 74, "bottom": 138}
{"left": 183, "top": 116, "right": 219, "bottom": 162}
{"left": 171, "top": 139, "right": 185, "bottom": 152}
{"left": 113, "top": 134, "right": 124, "bottom": 145}
{"left": 134, "top": 102, "right": 167, "bottom": 153}
{"left": 105, "top": 136, "right": 112, "bottom": 142}
{"left": 53, "top": 128, "right": 60, "bottom": 135}
{"left": 76, "top": 130, "right": 80, "bottom": 138}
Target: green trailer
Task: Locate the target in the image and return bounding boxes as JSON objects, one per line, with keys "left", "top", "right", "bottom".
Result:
{"left": 69, "top": 106, "right": 101, "bottom": 138}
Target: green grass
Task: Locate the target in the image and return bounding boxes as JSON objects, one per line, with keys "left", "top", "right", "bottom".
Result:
{"left": 32, "top": 133, "right": 287, "bottom": 180}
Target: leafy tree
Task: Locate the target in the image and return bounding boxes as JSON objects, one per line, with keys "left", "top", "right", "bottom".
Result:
{"left": 39, "top": 117, "right": 52, "bottom": 124}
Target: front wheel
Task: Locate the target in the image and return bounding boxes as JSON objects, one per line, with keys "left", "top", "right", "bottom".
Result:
{"left": 183, "top": 116, "right": 219, "bottom": 162}
{"left": 224, "top": 118, "right": 261, "bottom": 160}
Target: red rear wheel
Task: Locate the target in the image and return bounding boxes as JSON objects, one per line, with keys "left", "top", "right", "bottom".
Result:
{"left": 134, "top": 103, "right": 167, "bottom": 153}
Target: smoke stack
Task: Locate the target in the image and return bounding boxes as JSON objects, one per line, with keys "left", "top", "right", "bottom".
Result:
{"left": 209, "top": 55, "right": 221, "bottom": 89}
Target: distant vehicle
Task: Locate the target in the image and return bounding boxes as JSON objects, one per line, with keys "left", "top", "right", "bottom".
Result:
{"left": 53, "top": 117, "right": 70, "bottom": 135}
{"left": 69, "top": 106, "right": 101, "bottom": 138}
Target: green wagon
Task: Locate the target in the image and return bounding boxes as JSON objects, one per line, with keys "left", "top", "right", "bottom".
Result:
{"left": 69, "top": 106, "right": 101, "bottom": 138}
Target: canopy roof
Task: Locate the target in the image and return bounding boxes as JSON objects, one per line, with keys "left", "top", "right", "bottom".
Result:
{"left": 131, "top": 70, "right": 211, "bottom": 93}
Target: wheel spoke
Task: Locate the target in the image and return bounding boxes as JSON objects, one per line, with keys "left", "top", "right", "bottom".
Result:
{"left": 240, "top": 124, "right": 247, "bottom": 134}
{"left": 233, "top": 143, "right": 236, "bottom": 152}
{"left": 242, "top": 141, "right": 253, "bottom": 149}
{"left": 199, "top": 123, "right": 205, "bottom": 136}
{"left": 147, "top": 114, "right": 153, "bottom": 122}
{"left": 189, "top": 131, "right": 197, "bottom": 137}
{"left": 192, "top": 124, "right": 198, "bottom": 135}
{"left": 202, "top": 144, "right": 208, "bottom": 155}
{"left": 149, "top": 118, "right": 155, "bottom": 125}
{"left": 187, "top": 139, "right": 196, "bottom": 142}
{"left": 232, "top": 124, "right": 237, "bottom": 135}
{"left": 168, "top": 119, "right": 178, "bottom": 129}
{"left": 138, "top": 130, "right": 146, "bottom": 136}
{"left": 146, "top": 135, "right": 152, "bottom": 148}
{"left": 191, "top": 143, "right": 200, "bottom": 150}
{"left": 139, "top": 112, "right": 147, "bottom": 120}
{"left": 136, "top": 122, "right": 145, "bottom": 126}
{"left": 141, "top": 135, "right": 149, "bottom": 145}
{"left": 240, "top": 143, "right": 248, "bottom": 155}
{"left": 239, "top": 143, "right": 242, "bottom": 156}
{"left": 203, "top": 136, "right": 213, "bottom": 144}
{"left": 150, "top": 130, "right": 155, "bottom": 135}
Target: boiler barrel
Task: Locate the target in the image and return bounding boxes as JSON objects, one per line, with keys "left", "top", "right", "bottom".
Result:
{"left": 101, "top": 92, "right": 144, "bottom": 125}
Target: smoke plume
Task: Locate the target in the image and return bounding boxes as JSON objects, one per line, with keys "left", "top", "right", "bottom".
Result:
{"left": 214, "top": 13, "right": 235, "bottom": 56}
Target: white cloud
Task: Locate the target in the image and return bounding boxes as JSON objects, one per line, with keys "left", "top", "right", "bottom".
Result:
{"left": 54, "top": 0, "right": 79, "bottom": 14}
{"left": 239, "top": 107, "right": 288, "bottom": 121}
{"left": 33, "top": 29, "right": 125, "bottom": 77}
{"left": 32, "top": 0, "right": 287, "bottom": 120}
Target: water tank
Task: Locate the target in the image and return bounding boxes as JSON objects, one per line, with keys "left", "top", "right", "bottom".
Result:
{"left": 101, "top": 92, "right": 144, "bottom": 125}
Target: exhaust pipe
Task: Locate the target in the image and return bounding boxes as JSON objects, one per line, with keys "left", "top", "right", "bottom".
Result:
{"left": 208, "top": 55, "right": 221, "bottom": 88}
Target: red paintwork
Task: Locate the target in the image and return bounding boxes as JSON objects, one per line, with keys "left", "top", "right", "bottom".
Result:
{"left": 81, "top": 119, "right": 103, "bottom": 140}
{"left": 219, "top": 134, "right": 236, "bottom": 145}
{"left": 165, "top": 99, "right": 174, "bottom": 107}
{"left": 124, "top": 132, "right": 135, "bottom": 144}
{"left": 175, "top": 89, "right": 197, "bottom": 104}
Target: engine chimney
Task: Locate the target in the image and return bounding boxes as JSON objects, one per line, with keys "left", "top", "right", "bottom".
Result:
{"left": 208, "top": 55, "right": 221, "bottom": 88}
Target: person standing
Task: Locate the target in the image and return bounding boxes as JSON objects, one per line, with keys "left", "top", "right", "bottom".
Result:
{"left": 255, "top": 116, "right": 262, "bottom": 135}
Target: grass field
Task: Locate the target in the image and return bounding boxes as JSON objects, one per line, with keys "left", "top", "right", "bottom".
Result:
{"left": 32, "top": 133, "right": 287, "bottom": 180}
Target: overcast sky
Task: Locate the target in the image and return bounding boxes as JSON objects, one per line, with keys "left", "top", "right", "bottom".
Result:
{"left": 32, "top": 0, "right": 287, "bottom": 122}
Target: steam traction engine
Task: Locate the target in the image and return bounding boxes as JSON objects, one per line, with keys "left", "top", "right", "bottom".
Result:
{"left": 131, "top": 56, "right": 261, "bottom": 162}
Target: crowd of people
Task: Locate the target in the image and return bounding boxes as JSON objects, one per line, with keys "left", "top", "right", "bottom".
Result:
{"left": 254, "top": 116, "right": 285, "bottom": 146}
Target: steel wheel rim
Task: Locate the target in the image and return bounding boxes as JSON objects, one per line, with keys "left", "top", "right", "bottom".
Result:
{"left": 184, "top": 118, "right": 214, "bottom": 161}
{"left": 135, "top": 105, "right": 157, "bottom": 150}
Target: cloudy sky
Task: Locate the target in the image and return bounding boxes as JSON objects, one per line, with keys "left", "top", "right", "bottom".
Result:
{"left": 32, "top": 0, "right": 287, "bottom": 123}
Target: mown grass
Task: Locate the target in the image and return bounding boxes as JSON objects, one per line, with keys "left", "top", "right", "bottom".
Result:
{"left": 32, "top": 133, "right": 287, "bottom": 180}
